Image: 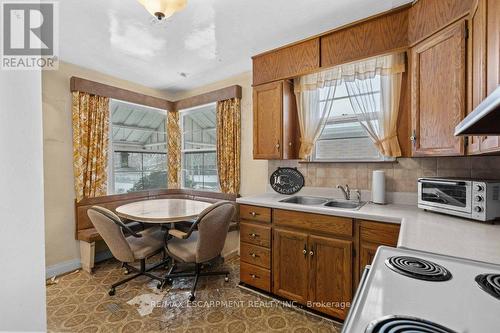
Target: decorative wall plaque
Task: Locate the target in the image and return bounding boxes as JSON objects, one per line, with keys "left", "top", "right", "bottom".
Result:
{"left": 270, "top": 167, "right": 305, "bottom": 195}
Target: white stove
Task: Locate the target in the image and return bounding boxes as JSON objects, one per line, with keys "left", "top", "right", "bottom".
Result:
{"left": 342, "top": 246, "right": 500, "bottom": 332}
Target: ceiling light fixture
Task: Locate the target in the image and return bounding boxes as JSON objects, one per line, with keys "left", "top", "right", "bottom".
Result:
{"left": 137, "top": 0, "right": 187, "bottom": 21}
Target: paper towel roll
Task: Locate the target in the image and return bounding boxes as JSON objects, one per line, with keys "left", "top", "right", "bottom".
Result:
{"left": 372, "top": 170, "right": 386, "bottom": 204}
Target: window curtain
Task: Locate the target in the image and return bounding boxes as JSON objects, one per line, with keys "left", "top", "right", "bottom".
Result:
{"left": 343, "top": 52, "right": 406, "bottom": 157}
{"left": 167, "top": 110, "right": 181, "bottom": 189}
{"left": 294, "top": 69, "right": 340, "bottom": 159}
{"left": 72, "top": 91, "right": 110, "bottom": 202}
{"left": 216, "top": 98, "right": 241, "bottom": 194}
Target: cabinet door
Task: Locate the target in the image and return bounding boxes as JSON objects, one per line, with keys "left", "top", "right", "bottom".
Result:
{"left": 468, "top": 0, "right": 487, "bottom": 154}
{"left": 360, "top": 242, "right": 379, "bottom": 273}
{"left": 308, "top": 235, "right": 353, "bottom": 319}
{"left": 480, "top": 0, "right": 500, "bottom": 153}
{"left": 253, "top": 81, "right": 282, "bottom": 159}
{"left": 411, "top": 20, "right": 467, "bottom": 156}
{"left": 272, "top": 228, "right": 309, "bottom": 304}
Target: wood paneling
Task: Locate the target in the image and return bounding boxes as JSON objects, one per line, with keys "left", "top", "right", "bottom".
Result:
{"left": 174, "top": 85, "right": 242, "bottom": 110}
{"left": 239, "top": 205, "right": 271, "bottom": 224}
{"left": 410, "top": 20, "right": 467, "bottom": 156}
{"left": 240, "top": 262, "right": 271, "bottom": 292}
{"left": 273, "top": 209, "right": 352, "bottom": 238}
{"left": 321, "top": 8, "right": 409, "bottom": 68}
{"left": 308, "top": 235, "right": 352, "bottom": 319}
{"left": 70, "top": 77, "right": 173, "bottom": 111}
{"left": 240, "top": 243, "right": 271, "bottom": 269}
{"left": 253, "top": 81, "right": 283, "bottom": 159}
{"left": 273, "top": 228, "right": 310, "bottom": 304}
{"left": 359, "top": 220, "right": 400, "bottom": 245}
{"left": 240, "top": 222, "right": 271, "bottom": 248}
{"left": 253, "top": 39, "right": 319, "bottom": 86}
{"left": 409, "top": 0, "right": 473, "bottom": 44}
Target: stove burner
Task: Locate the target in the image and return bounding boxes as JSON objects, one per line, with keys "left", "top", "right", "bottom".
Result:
{"left": 366, "top": 315, "right": 458, "bottom": 333}
{"left": 385, "top": 256, "right": 452, "bottom": 281}
{"left": 476, "top": 274, "right": 500, "bottom": 300}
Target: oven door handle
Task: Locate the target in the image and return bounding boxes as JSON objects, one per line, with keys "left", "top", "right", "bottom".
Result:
{"left": 341, "top": 265, "right": 371, "bottom": 333}
{"left": 418, "top": 179, "right": 467, "bottom": 186}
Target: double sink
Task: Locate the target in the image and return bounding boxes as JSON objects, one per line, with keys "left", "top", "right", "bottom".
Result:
{"left": 279, "top": 196, "right": 366, "bottom": 210}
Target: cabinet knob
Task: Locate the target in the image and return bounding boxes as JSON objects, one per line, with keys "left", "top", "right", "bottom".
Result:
{"left": 275, "top": 142, "right": 280, "bottom": 150}
{"left": 250, "top": 274, "right": 258, "bottom": 279}
{"left": 303, "top": 249, "right": 307, "bottom": 255}
{"left": 250, "top": 211, "right": 258, "bottom": 217}
{"left": 249, "top": 233, "right": 258, "bottom": 238}
{"left": 288, "top": 142, "right": 292, "bottom": 147}
{"left": 250, "top": 253, "right": 258, "bottom": 258}
{"left": 309, "top": 250, "right": 314, "bottom": 257}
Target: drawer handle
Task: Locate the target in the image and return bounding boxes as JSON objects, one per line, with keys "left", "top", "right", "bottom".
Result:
{"left": 250, "top": 274, "right": 260, "bottom": 279}
{"left": 249, "top": 211, "right": 260, "bottom": 217}
{"left": 250, "top": 253, "right": 259, "bottom": 258}
{"left": 249, "top": 233, "right": 259, "bottom": 238}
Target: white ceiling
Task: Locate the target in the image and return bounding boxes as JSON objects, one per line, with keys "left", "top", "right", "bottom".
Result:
{"left": 59, "top": 0, "right": 412, "bottom": 95}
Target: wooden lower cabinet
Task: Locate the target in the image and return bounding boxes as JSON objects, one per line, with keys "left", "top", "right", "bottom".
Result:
{"left": 272, "top": 229, "right": 309, "bottom": 304}
{"left": 273, "top": 228, "right": 353, "bottom": 319}
{"left": 308, "top": 235, "right": 353, "bottom": 319}
{"left": 239, "top": 206, "right": 401, "bottom": 321}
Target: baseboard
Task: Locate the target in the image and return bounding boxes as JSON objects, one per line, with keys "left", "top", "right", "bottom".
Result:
{"left": 45, "top": 250, "right": 113, "bottom": 279}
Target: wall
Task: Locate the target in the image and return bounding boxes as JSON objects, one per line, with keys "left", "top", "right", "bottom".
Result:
{"left": 42, "top": 61, "right": 172, "bottom": 271}
{"left": 270, "top": 156, "right": 500, "bottom": 194}
{"left": 0, "top": 70, "right": 47, "bottom": 330}
{"left": 170, "top": 71, "right": 268, "bottom": 197}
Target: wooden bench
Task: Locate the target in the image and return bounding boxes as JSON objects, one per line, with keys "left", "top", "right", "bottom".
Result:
{"left": 75, "top": 189, "right": 239, "bottom": 273}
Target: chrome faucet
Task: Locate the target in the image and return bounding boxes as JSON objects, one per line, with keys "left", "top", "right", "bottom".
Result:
{"left": 337, "top": 185, "right": 362, "bottom": 202}
{"left": 337, "top": 184, "right": 350, "bottom": 200}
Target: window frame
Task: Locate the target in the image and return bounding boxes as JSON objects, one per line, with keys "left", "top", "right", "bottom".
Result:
{"left": 311, "top": 77, "right": 394, "bottom": 163}
{"left": 179, "top": 102, "right": 219, "bottom": 191}
{"left": 107, "top": 99, "right": 168, "bottom": 194}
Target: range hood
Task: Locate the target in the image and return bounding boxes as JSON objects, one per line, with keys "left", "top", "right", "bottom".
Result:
{"left": 455, "top": 86, "right": 500, "bottom": 136}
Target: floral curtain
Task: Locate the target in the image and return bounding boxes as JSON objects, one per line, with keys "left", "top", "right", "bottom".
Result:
{"left": 216, "top": 98, "right": 241, "bottom": 194}
{"left": 167, "top": 110, "right": 181, "bottom": 189}
{"left": 343, "top": 52, "right": 406, "bottom": 157}
{"left": 294, "top": 69, "right": 339, "bottom": 159}
{"left": 72, "top": 91, "right": 110, "bottom": 202}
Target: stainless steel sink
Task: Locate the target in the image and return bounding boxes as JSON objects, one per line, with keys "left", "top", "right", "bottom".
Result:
{"left": 324, "top": 200, "right": 366, "bottom": 210}
{"left": 279, "top": 196, "right": 329, "bottom": 205}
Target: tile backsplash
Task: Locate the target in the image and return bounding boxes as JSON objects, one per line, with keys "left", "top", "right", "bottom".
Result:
{"left": 269, "top": 157, "right": 500, "bottom": 193}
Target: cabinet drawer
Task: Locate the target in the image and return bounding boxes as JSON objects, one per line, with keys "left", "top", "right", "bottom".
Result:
{"left": 240, "top": 242, "right": 271, "bottom": 269}
{"left": 273, "top": 209, "right": 353, "bottom": 238}
{"left": 359, "top": 220, "right": 400, "bottom": 246}
{"left": 240, "top": 222, "right": 271, "bottom": 247}
{"left": 240, "top": 205, "right": 271, "bottom": 223}
{"left": 240, "top": 262, "right": 271, "bottom": 292}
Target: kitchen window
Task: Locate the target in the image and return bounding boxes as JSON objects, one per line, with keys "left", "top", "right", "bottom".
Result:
{"left": 312, "top": 75, "right": 391, "bottom": 162}
{"left": 180, "top": 103, "right": 218, "bottom": 191}
{"left": 108, "top": 99, "right": 168, "bottom": 194}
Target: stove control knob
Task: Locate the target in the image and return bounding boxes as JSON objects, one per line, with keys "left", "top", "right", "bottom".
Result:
{"left": 475, "top": 195, "right": 484, "bottom": 202}
{"left": 475, "top": 184, "right": 484, "bottom": 192}
{"left": 474, "top": 206, "right": 483, "bottom": 213}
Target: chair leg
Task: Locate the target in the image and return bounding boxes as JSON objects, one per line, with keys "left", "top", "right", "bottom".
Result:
{"left": 189, "top": 264, "right": 201, "bottom": 302}
{"left": 109, "top": 258, "right": 167, "bottom": 296}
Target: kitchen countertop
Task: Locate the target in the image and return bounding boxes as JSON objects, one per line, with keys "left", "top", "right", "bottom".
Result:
{"left": 237, "top": 192, "right": 500, "bottom": 265}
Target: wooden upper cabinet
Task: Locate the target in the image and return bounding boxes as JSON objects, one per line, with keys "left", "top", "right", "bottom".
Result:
{"left": 273, "top": 228, "right": 310, "bottom": 304}
{"left": 252, "top": 39, "right": 320, "bottom": 86}
{"left": 253, "top": 80, "right": 299, "bottom": 160}
{"left": 410, "top": 20, "right": 467, "bottom": 156}
{"left": 321, "top": 8, "right": 409, "bottom": 68}
{"left": 308, "top": 235, "right": 352, "bottom": 319}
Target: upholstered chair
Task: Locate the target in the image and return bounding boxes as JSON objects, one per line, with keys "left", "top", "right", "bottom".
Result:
{"left": 160, "top": 201, "right": 236, "bottom": 301}
{"left": 87, "top": 206, "right": 167, "bottom": 296}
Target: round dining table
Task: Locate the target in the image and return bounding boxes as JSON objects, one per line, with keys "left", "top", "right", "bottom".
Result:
{"left": 115, "top": 198, "right": 212, "bottom": 224}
